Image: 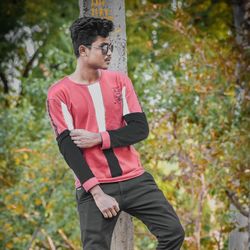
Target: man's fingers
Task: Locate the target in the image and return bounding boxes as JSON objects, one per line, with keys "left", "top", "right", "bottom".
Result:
{"left": 103, "top": 207, "right": 119, "bottom": 218}
{"left": 103, "top": 212, "right": 108, "bottom": 218}
{"left": 104, "top": 209, "right": 113, "bottom": 218}
{"left": 71, "top": 136, "right": 82, "bottom": 140}
{"left": 72, "top": 129, "right": 87, "bottom": 133}
{"left": 110, "top": 207, "right": 118, "bottom": 216}
{"left": 114, "top": 204, "right": 120, "bottom": 213}
{"left": 70, "top": 129, "right": 82, "bottom": 136}
{"left": 73, "top": 140, "right": 82, "bottom": 144}
{"left": 111, "top": 198, "right": 120, "bottom": 212}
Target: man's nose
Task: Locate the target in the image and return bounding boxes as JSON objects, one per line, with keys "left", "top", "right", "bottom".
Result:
{"left": 107, "top": 44, "right": 113, "bottom": 55}
{"left": 107, "top": 48, "right": 112, "bottom": 56}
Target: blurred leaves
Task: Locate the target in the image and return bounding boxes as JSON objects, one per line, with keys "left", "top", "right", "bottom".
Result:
{"left": 126, "top": 1, "right": 249, "bottom": 249}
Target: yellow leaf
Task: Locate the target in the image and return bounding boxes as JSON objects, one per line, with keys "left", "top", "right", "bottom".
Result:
{"left": 15, "top": 204, "right": 25, "bottom": 214}
{"left": 21, "top": 194, "right": 29, "bottom": 201}
{"left": 28, "top": 172, "right": 35, "bottom": 179}
{"left": 41, "top": 186, "right": 48, "bottom": 194}
{"left": 5, "top": 195, "right": 13, "bottom": 202}
{"left": 23, "top": 153, "right": 29, "bottom": 160}
{"left": 6, "top": 242, "right": 14, "bottom": 249}
{"left": 14, "top": 158, "right": 21, "bottom": 164}
{"left": 4, "top": 223, "right": 12, "bottom": 231}
{"left": 46, "top": 203, "right": 53, "bottom": 210}
{"left": 35, "top": 198, "right": 42, "bottom": 206}
{"left": 223, "top": 90, "right": 235, "bottom": 96}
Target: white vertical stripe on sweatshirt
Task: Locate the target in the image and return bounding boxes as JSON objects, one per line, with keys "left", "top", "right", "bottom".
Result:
{"left": 122, "top": 86, "right": 130, "bottom": 115}
{"left": 61, "top": 101, "right": 74, "bottom": 130}
{"left": 88, "top": 82, "right": 106, "bottom": 132}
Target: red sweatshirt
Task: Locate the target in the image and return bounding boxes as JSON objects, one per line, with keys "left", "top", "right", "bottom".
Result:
{"left": 46, "top": 69, "right": 149, "bottom": 192}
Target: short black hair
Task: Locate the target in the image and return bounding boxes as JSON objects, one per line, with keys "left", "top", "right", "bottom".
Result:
{"left": 69, "top": 16, "right": 114, "bottom": 58}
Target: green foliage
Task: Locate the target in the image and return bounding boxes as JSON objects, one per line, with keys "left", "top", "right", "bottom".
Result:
{"left": 125, "top": 0, "right": 249, "bottom": 249}
{"left": 0, "top": 2, "right": 80, "bottom": 249}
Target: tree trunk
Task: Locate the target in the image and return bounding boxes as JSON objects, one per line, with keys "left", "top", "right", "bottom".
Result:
{"left": 194, "top": 174, "right": 206, "bottom": 250}
{"left": 78, "top": 1, "right": 134, "bottom": 249}
{"left": 228, "top": 204, "right": 248, "bottom": 250}
{"left": 229, "top": 1, "right": 249, "bottom": 249}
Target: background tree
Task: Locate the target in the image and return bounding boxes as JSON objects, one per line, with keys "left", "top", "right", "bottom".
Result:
{"left": 79, "top": 1, "right": 134, "bottom": 249}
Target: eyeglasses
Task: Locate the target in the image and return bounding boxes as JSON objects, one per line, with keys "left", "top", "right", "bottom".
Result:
{"left": 86, "top": 43, "right": 114, "bottom": 55}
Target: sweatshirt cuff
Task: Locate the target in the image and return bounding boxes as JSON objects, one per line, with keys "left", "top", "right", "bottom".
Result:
{"left": 82, "top": 177, "right": 99, "bottom": 192}
{"left": 100, "top": 131, "right": 111, "bottom": 150}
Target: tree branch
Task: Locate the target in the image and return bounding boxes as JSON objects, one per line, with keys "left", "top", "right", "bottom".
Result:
{"left": 58, "top": 229, "right": 78, "bottom": 250}
{"left": 22, "top": 48, "right": 40, "bottom": 78}
{"left": 22, "top": 36, "right": 48, "bottom": 78}
{"left": 0, "top": 71, "right": 9, "bottom": 93}
{"left": 225, "top": 189, "right": 249, "bottom": 217}
{"left": 41, "top": 229, "right": 56, "bottom": 250}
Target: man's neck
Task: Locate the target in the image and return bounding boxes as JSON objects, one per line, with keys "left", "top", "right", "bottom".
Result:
{"left": 69, "top": 62, "right": 101, "bottom": 85}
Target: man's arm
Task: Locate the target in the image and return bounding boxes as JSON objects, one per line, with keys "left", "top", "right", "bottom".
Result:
{"left": 47, "top": 94, "right": 120, "bottom": 219}
{"left": 100, "top": 73, "right": 149, "bottom": 150}
{"left": 46, "top": 97, "right": 99, "bottom": 192}
{"left": 100, "top": 112, "right": 149, "bottom": 149}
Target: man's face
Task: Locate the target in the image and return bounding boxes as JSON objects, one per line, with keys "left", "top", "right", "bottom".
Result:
{"left": 82, "top": 36, "right": 113, "bottom": 70}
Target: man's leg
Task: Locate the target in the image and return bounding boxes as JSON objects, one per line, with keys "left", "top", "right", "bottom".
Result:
{"left": 122, "top": 172, "right": 185, "bottom": 250}
{"left": 75, "top": 184, "right": 121, "bottom": 250}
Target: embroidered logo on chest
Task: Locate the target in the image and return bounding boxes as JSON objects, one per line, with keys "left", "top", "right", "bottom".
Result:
{"left": 112, "top": 87, "right": 122, "bottom": 104}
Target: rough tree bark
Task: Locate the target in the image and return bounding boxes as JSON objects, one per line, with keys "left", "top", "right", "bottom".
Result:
{"left": 229, "top": 1, "right": 250, "bottom": 249}
{"left": 78, "top": 1, "right": 134, "bottom": 249}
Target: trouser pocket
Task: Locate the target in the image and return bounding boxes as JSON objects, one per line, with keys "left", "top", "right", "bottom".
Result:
{"left": 75, "top": 186, "right": 93, "bottom": 204}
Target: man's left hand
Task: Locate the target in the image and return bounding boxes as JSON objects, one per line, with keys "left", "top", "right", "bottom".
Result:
{"left": 70, "top": 129, "right": 102, "bottom": 148}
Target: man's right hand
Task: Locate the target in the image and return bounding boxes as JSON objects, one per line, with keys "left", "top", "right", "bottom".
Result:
{"left": 89, "top": 185, "right": 120, "bottom": 219}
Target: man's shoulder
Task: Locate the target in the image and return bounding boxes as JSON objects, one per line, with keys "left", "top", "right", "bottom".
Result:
{"left": 47, "top": 76, "right": 68, "bottom": 99}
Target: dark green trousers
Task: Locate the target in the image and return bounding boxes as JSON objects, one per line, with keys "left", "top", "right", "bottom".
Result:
{"left": 75, "top": 171, "right": 185, "bottom": 250}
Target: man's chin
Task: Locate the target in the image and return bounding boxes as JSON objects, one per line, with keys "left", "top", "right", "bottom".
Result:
{"left": 100, "top": 65, "right": 109, "bottom": 70}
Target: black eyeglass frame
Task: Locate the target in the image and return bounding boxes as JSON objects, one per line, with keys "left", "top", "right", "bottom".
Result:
{"left": 85, "top": 43, "right": 114, "bottom": 55}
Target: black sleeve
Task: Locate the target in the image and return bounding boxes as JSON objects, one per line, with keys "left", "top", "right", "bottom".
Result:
{"left": 106, "top": 112, "right": 149, "bottom": 148}
{"left": 56, "top": 129, "right": 96, "bottom": 184}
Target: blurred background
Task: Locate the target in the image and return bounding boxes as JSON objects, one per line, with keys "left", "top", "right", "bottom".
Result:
{"left": 0, "top": 0, "right": 249, "bottom": 249}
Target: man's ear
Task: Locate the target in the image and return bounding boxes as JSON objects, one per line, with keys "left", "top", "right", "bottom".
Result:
{"left": 79, "top": 45, "right": 88, "bottom": 57}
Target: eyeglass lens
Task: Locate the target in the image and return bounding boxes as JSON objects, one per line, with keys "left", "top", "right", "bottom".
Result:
{"left": 102, "top": 44, "right": 113, "bottom": 54}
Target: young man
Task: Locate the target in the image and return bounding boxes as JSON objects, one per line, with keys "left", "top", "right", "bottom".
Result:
{"left": 46, "top": 17, "right": 185, "bottom": 250}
